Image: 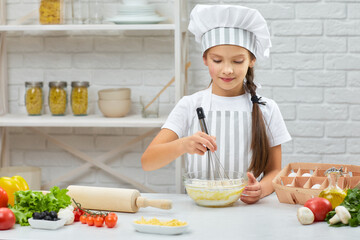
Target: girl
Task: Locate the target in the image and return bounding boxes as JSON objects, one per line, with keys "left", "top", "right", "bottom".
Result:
{"left": 141, "top": 5, "right": 291, "bottom": 204}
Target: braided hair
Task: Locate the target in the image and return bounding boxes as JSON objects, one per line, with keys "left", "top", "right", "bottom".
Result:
{"left": 245, "top": 58, "right": 270, "bottom": 178}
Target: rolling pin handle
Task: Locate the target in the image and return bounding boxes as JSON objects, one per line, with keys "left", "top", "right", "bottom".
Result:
{"left": 136, "top": 197, "right": 172, "bottom": 210}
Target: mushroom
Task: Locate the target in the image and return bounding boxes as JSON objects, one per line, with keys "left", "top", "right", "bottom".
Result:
{"left": 297, "top": 207, "right": 315, "bottom": 225}
{"left": 329, "top": 206, "right": 351, "bottom": 225}
{"left": 58, "top": 208, "right": 75, "bottom": 225}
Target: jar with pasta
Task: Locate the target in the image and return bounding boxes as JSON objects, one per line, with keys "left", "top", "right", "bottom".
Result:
{"left": 25, "top": 82, "right": 44, "bottom": 116}
{"left": 48, "top": 81, "right": 67, "bottom": 116}
{"left": 71, "top": 81, "right": 89, "bottom": 116}
{"left": 39, "top": 0, "right": 64, "bottom": 25}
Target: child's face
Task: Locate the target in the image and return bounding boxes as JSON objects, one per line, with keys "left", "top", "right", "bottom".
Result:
{"left": 203, "top": 45, "right": 256, "bottom": 97}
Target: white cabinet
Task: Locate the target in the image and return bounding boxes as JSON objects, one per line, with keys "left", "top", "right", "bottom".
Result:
{"left": 0, "top": 0, "right": 188, "bottom": 193}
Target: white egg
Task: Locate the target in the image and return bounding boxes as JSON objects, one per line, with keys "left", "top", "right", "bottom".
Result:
{"left": 288, "top": 172, "right": 297, "bottom": 177}
{"left": 311, "top": 184, "right": 321, "bottom": 189}
{"left": 286, "top": 184, "right": 293, "bottom": 187}
{"left": 302, "top": 173, "right": 312, "bottom": 177}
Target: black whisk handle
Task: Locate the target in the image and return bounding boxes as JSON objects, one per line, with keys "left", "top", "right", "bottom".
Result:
{"left": 196, "top": 107, "right": 209, "bottom": 135}
{"left": 196, "top": 107, "right": 205, "bottom": 120}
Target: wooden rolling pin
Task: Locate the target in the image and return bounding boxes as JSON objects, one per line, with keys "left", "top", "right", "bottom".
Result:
{"left": 67, "top": 185, "right": 172, "bottom": 213}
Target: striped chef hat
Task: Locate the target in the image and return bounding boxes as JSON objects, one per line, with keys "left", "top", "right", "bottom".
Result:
{"left": 188, "top": 5, "right": 272, "bottom": 60}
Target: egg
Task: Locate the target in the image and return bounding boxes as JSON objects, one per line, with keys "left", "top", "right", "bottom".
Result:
{"left": 288, "top": 172, "right": 297, "bottom": 177}
{"left": 311, "top": 184, "right": 321, "bottom": 189}
{"left": 302, "top": 173, "right": 312, "bottom": 177}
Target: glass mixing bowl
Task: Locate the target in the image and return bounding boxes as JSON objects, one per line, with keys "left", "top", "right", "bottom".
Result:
{"left": 183, "top": 171, "right": 247, "bottom": 207}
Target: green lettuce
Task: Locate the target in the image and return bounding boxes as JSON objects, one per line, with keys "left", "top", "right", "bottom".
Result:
{"left": 325, "top": 188, "right": 360, "bottom": 227}
{"left": 9, "top": 186, "right": 71, "bottom": 226}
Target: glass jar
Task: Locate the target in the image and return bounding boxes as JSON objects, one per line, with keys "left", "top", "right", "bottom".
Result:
{"left": 25, "top": 82, "right": 44, "bottom": 116}
{"left": 319, "top": 167, "right": 347, "bottom": 209}
{"left": 71, "top": 81, "right": 89, "bottom": 116}
{"left": 49, "top": 81, "right": 67, "bottom": 116}
{"left": 39, "top": 0, "right": 64, "bottom": 25}
{"left": 71, "top": 0, "right": 89, "bottom": 24}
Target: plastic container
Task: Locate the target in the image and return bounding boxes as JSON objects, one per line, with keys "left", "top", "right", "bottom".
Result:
{"left": 71, "top": 81, "right": 89, "bottom": 116}
{"left": 48, "top": 81, "right": 67, "bottom": 116}
{"left": 39, "top": 0, "right": 65, "bottom": 25}
{"left": 25, "top": 82, "right": 44, "bottom": 116}
{"left": 184, "top": 171, "right": 247, "bottom": 207}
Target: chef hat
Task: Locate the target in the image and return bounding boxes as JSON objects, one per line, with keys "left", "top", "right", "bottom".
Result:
{"left": 188, "top": 5, "right": 271, "bottom": 60}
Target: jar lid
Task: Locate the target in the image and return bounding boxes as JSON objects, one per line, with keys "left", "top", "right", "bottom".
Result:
{"left": 25, "top": 81, "right": 43, "bottom": 88}
{"left": 49, "top": 81, "right": 67, "bottom": 88}
{"left": 71, "top": 81, "right": 90, "bottom": 88}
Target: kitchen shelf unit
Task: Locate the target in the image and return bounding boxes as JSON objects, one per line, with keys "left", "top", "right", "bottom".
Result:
{"left": 0, "top": 24, "right": 176, "bottom": 31}
{"left": 0, "top": 114, "right": 167, "bottom": 128}
{"left": 0, "top": 0, "right": 188, "bottom": 193}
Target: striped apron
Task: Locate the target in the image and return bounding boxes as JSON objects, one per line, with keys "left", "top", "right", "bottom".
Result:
{"left": 186, "top": 87, "right": 254, "bottom": 176}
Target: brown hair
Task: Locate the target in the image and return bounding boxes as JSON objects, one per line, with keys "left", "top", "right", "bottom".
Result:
{"left": 245, "top": 54, "right": 270, "bottom": 177}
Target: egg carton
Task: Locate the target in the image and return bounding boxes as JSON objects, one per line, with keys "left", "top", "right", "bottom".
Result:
{"left": 272, "top": 162, "right": 360, "bottom": 205}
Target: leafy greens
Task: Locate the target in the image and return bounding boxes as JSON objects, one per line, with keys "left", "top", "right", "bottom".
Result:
{"left": 325, "top": 188, "right": 360, "bottom": 227}
{"left": 9, "top": 186, "right": 71, "bottom": 226}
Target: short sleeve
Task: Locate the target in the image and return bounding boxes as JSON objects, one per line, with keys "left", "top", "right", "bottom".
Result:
{"left": 162, "top": 96, "right": 191, "bottom": 139}
{"left": 264, "top": 100, "right": 292, "bottom": 147}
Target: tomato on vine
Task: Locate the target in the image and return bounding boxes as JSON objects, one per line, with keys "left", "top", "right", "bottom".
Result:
{"left": 107, "top": 212, "right": 118, "bottom": 221}
{"left": 86, "top": 216, "right": 94, "bottom": 226}
{"left": 80, "top": 215, "right": 87, "bottom": 224}
{"left": 105, "top": 214, "right": 117, "bottom": 228}
{"left": 94, "top": 215, "right": 104, "bottom": 227}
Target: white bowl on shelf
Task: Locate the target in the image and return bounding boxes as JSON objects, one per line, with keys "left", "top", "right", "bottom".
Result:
{"left": 98, "top": 88, "right": 131, "bottom": 101}
{"left": 123, "top": 0, "right": 148, "bottom": 5}
{"left": 98, "top": 99, "right": 131, "bottom": 118}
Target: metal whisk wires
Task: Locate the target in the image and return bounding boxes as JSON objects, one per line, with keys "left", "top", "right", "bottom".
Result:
{"left": 196, "top": 107, "right": 230, "bottom": 181}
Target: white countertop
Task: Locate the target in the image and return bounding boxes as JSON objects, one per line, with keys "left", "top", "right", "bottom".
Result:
{"left": 2, "top": 193, "right": 358, "bottom": 240}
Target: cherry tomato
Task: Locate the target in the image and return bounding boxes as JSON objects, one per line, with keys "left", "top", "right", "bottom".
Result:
{"left": 94, "top": 216, "right": 104, "bottom": 227}
{"left": 304, "top": 197, "right": 332, "bottom": 221}
{"left": 73, "top": 210, "right": 82, "bottom": 222}
{"left": 107, "top": 212, "right": 118, "bottom": 221}
{"left": 105, "top": 214, "right": 117, "bottom": 228}
{"left": 80, "top": 215, "right": 87, "bottom": 224}
{"left": 0, "top": 208, "right": 15, "bottom": 230}
{"left": 0, "top": 187, "right": 8, "bottom": 208}
{"left": 86, "top": 216, "right": 94, "bottom": 226}
{"left": 74, "top": 207, "right": 84, "bottom": 216}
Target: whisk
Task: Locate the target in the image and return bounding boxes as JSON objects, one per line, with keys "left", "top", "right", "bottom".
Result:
{"left": 196, "top": 107, "right": 230, "bottom": 181}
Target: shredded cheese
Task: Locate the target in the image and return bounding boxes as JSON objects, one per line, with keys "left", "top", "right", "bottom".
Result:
{"left": 134, "top": 217, "right": 187, "bottom": 227}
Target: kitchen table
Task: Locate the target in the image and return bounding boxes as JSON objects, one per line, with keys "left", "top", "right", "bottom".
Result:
{"left": 1, "top": 193, "right": 358, "bottom": 240}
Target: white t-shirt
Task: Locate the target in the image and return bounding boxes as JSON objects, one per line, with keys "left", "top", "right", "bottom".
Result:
{"left": 162, "top": 87, "right": 291, "bottom": 147}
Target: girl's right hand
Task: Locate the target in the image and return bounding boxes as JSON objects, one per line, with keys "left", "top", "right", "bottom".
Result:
{"left": 181, "top": 131, "right": 217, "bottom": 155}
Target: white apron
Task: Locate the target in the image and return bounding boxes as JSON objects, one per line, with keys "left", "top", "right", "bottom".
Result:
{"left": 185, "top": 87, "right": 264, "bottom": 181}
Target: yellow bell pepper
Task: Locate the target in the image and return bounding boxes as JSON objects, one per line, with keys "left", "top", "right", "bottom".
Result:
{"left": 0, "top": 175, "right": 29, "bottom": 206}
{"left": 11, "top": 175, "right": 29, "bottom": 191}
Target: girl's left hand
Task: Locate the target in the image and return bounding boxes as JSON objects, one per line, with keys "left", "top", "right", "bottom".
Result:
{"left": 240, "top": 172, "right": 262, "bottom": 204}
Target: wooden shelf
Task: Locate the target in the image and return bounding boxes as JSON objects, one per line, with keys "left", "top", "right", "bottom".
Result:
{"left": 0, "top": 114, "right": 166, "bottom": 127}
{"left": 0, "top": 24, "right": 175, "bottom": 32}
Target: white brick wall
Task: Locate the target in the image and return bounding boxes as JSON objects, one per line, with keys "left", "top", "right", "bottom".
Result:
{"left": 4, "top": 0, "right": 360, "bottom": 193}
